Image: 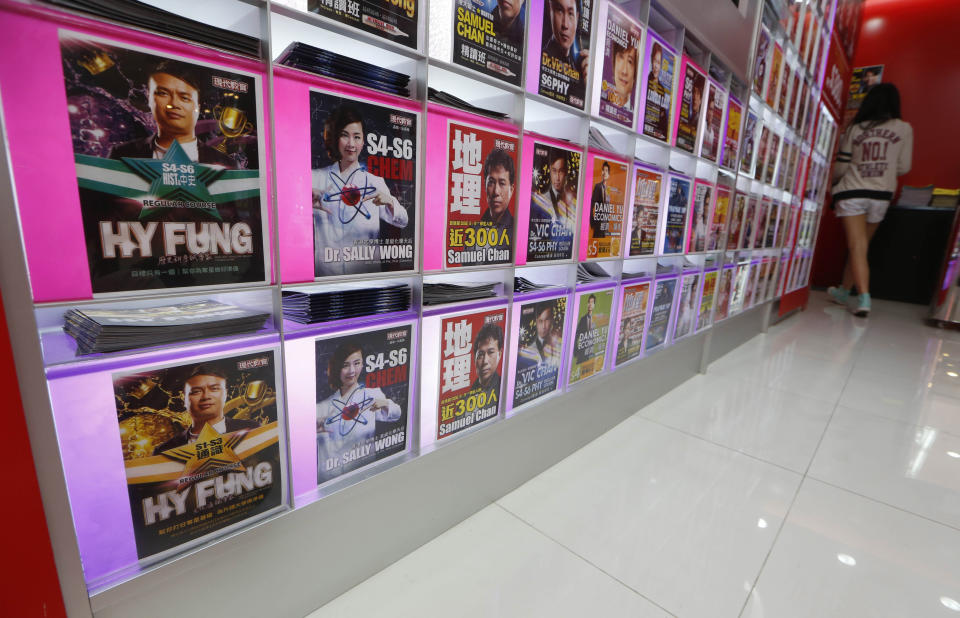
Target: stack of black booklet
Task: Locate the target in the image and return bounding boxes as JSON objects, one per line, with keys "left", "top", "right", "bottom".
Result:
{"left": 514, "top": 277, "right": 552, "bottom": 293}
{"left": 278, "top": 42, "right": 411, "bottom": 97}
{"left": 282, "top": 284, "right": 411, "bottom": 324}
{"left": 423, "top": 282, "right": 498, "bottom": 305}
{"left": 428, "top": 88, "right": 509, "bottom": 120}
{"left": 46, "top": 0, "right": 261, "bottom": 57}
{"left": 64, "top": 300, "right": 270, "bottom": 355}
{"left": 576, "top": 263, "right": 611, "bottom": 283}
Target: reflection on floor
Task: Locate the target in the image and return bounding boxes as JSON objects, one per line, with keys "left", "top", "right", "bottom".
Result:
{"left": 308, "top": 292, "right": 960, "bottom": 618}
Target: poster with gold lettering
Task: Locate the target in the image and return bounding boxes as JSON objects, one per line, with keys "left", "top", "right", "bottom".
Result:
{"left": 537, "top": 0, "right": 592, "bottom": 108}
{"left": 568, "top": 287, "right": 613, "bottom": 383}
{"left": 59, "top": 32, "right": 268, "bottom": 294}
{"left": 310, "top": 89, "right": 418, "bottom": 277}
{"left": 113, "top": 351, "right": 283, "bottom": 559}
{"left": 585, "top": 155, "right": 628, "bottom": 259}
{"left": 308, "top": 0, "right": 419, "bottom": 50}
{"left": 445, "top": 121, "right": 518, "bottom": 267}
{"left": 437, "top": 308, "right": 507, "bottom": 439}
{"left": 453, "top": 0, "right": 525, "bottom": 85}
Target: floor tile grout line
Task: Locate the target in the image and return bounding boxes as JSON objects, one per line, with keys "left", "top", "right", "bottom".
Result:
{"left": 734, "top": 346, "right": 860, "bottom": 618}
{"left": 492, "top": 502, "right": 680, "bottom": 618}
{"left": 826, "top": 402, "right": 960, "bottom": 441}
{"left": 803, "top": 475, "right": 960, "bottom": 534}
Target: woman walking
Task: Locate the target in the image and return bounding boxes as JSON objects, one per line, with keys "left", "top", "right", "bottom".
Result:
{"left": 827, "top": 83, "right": 913, "bottom": 317}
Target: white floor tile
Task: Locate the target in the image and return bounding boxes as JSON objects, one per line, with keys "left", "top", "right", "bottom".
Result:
{"left": 743, "top": 479, "right": 960, "bottom": 618}
{"left": 838, "top": 368, "right": 960, "bottom": 436}
{"left": 808, "top": 406, "right": 960, "bottom": 529}
{"left": 498, "top": 418, "right": 801, "bottom": 618}
{"left": 307, "top": 505, "right": 670, "bottom": 618}
{"left": 642, "top": 376, "right": 835, "bottom": 472}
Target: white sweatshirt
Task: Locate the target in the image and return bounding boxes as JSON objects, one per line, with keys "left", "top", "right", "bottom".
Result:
{"left": 832, "top": 118, "right": 913, "bottom": 202}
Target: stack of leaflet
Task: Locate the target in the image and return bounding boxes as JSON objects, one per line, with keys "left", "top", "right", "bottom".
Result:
{"left": 428, "top": 88, "right": 509, "bottom": 120}
{"left": 277, "top": 42, "right": 410, "bottom": 97}
{"left": 64, "top": 300, "right": 270, "bottom": 355}
{"left": 588, "top": 127, "right": 616, "bottom": 152}
{"left": 423, "top": 282, "right": 498, "bottom": 305}
{"left": 45, "top": 0, "right": 261, "bottom": 57}
{"left": 576, "top": 263, "right": 611, "bottom": 283}
{"left": 514, "top": 277, "right": 551, "bottom": 293}
{"left": 282, "top": 283, "right": 411, "bottom": 324}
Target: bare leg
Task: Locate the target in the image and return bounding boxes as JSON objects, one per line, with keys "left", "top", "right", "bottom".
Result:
{"left": 841, "top": 258, "right": 854, "bottom": 290}
{"left": 842, "top": 214, "right": 870, "bottom": 295}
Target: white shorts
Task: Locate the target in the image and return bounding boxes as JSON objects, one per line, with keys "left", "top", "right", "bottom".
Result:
{"left": 835, "top": 197, "right": 890, "bottom": 223}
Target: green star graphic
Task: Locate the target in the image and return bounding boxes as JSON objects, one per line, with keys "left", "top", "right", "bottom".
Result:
{"left": 121, "top": 140, "right": 226, "bottom": 220}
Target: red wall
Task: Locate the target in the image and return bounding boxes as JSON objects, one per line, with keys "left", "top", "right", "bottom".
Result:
{"left": 0, "top": 294, "right": 66, "bottom": 617}
{"left": 812, "top": 0, "right": 960, "bottom": 287}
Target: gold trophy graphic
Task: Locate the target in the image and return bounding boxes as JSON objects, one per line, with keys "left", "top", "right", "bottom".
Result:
{"left": 213, "top": 92, "right": 254, "bottom": 154}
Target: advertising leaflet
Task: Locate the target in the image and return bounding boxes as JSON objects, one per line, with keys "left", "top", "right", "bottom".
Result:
{"left": 614, "top": 280, "right": 649, "bottom": 366}
{"left": 765, "top": 42, "right": 783, "bottom": 108}
{"left": 662, "top": 174, "right": 691, "bottom": 254}
{"left": 699, "top": 81, "right": 726, "bottom": 162}
{"left": 512, "top": 296, "right": 567, "bottom": 406}
{"left": 437, "top": 308, "right": 507, "bottom": 439}
{"left": 739, "top": 110, "right": 759, "bottom": 176}
{"left": 755, "top": 260, "right": 771, "bottom": 303}
{"left": 787, "top": 71, "right": 801, "bottom": 127}
{"left": 730, "top": 262, "right": 750, "bottom": 314}
{"left": 308, "top": 0, "right": 419, "bottom": 49}
{"left": 59, "top": 32, "right": 268, "bottom": 294}
{"left": 453, "top": 0, "right": 525, "bottom": 85}
{"left": 752, "top": 26, "right": 771, "bottom": 97}
{"left": 113, "top": 351, "right": 283, "bottom": 559}
{"left": 726, "top": 191, "right": 746, "bottom": 250}
{"left": 628, "top": 166, "right": 663, "bottom": 257}
{"left": 753, "top": 124, "right": 771, "bottom": 180}
{"left": 777, "top": 65, "right": 791, "bottom": 116}
{"left": 640, "top": 32, "right": 677, "bottom": 142}
{"left": 537, "top": 0, "right": 592, "bottom": 109}
{"left": 595, "top": 3, "right": 643, "bottom": 128}
{"left": 645, "top": 276, "right": 676, "bottom": 351}
{"left": 763, "top": 132, "right": 780, "bottom": 185}
{"left": 688, "top": 179, "right": 712, "bottom": 253}
{"left": 720, "top": 96, "right": 742, "bottom": 171}
{"left": 740, "top": 195, "right": 758, "bottom": 250}
{"left": 310, "top": 89, "right": 418, "bottom": 277}
{"left": 764, "top": 200, "right": 779, "bottom": 248}
{"left": 315, "top": 325, "right": 412, "bottom": 484}
{"left": 745, "top": 260, "right": 761, "bottom": 308}
{"left": 707, "top": 184, "right": 731, "bottom": 251}
{"left": 673, "top": 271, "right": 701, "bottom": 340}
{"left": 696, "top": 269, "right": 717, "bottom": 332}
{"left": 568, "top": 288, "right": 613, "bottom": 383}
{"left": 714, "top": 266, "right": 734, "bottom": 321}
{"left": 526, "top": 140, "right": 581, "bottom": 262}
{"left": 754, "top": 197, "right": 770, "bottom": 249}
{"left": 585, "top": 155, "right": 629, "bottom": 259}
{"left": 674, "top": 58, "right": 706, "bottom": 153}
{"left": 445, "top": 120, "right": 519, "bottom": 267}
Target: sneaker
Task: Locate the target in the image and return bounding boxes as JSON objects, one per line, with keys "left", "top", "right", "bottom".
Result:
{"left": 827, "top": 286, "right": 850, "bottom": 305}
{"left": 850, "top": 293, "right": 871, "bottom": 317}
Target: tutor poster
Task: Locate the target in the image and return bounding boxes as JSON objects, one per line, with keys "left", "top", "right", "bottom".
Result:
{"left": 674, "top": 59, "right": 706, "bottom": 153}
{"left": 114, "top": 351, "right": 282, "bottom": 559}
{"left": 60, "top": 32, "right": 267, "bottom": 294}
{"left": 513, "top": 296, "right": 567, "bottom": 406}
{"left": 699, "top": 82, "right": 725, "bottom": 162}
{"left": 673, "top": 272, "right": 700, "bottom": 340}
{"left": 662, "top": 175, "right": 690, "bottom": 254}
{"left": 537, "top": 0, "right": 592, "bottom": 109}
{"left": 752, "top": 26, "right": 770, "bottom": 97}
{"left": 453, "top": 0, "right": 525, "bottom": 85}
{"left": 721, "top": 97, "right": 742, "bottom": 170}
{"left": 308, "top": 0, "right": 419, "bottom": 49}
{"left": 527, "top": 141, "right": 581, "bottom": 262}
{"left": 707, "top": 184, "right": 731, "bottom": 251}
{"left": 568, "top": 288, "right": 613, "bottom": 384}
{"left": 697, "top": 270, "right": 717, "bottom": 332}
{"left": 628, "top": 166, "right": 662, "bottom": 257}
{"left": 596, "top": 3, "right": 642, "bottom": 128}
{"left": 315, "top": 325, "right": 411, "bottom": 484}
{"left": 640, "top": 33, "right": 676, "bottom": 142}
{"left": 437, "top": 308, "right": 506, "bottom": 439}
{"left": 726, "top": 192, "right": 746, "bottom": 250}
{"left": 715, "top": 267, "right": 733, "bottom": 320}
{"left": 615, "top": 281, "right": 649, "bottom": 365}
{"left": 586, "top": 156, "right": 628, "bottom": 259}
{"left": 445, "top": 121, "right": 518, "bottom": 267}
{"left": 310, "top": 89, "right": 418, "bottom": 277}
{"left": 688, "top": 180, "right": 711, "bottom": 253}
{"left": 645, "top": 277, "right": 676, "bottom": 350}
{"left": 739, "top": 110, "right": 758, "bottom": 175}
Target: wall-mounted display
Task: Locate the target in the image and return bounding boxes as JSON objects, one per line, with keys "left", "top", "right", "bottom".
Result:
{"left": 308, "top": 0, "right": 419, "bottom": 49}
{"left": 453, "top": 0, "right": 525, "bottom": 85}
{"left": 627, "top": 166, "right": 663, "bottom": 256}
{"left": 568, "top": 287, "right": 613, "bottom": 383}
{"left": 640, "top": 32, "right": 677, "bottom": 143}
{"left": 310, "top": 89, "right": 418, "bottom": 276}
{"left": 60, "top": 32, "right": 268, "bottom": 294}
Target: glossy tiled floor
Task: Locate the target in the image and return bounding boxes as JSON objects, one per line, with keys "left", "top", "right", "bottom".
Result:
{"left": 308, "top": 293, "right": 960, "bottom": 618}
